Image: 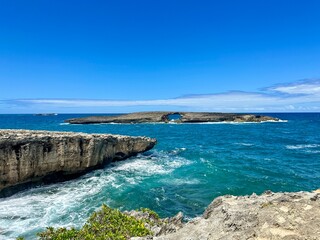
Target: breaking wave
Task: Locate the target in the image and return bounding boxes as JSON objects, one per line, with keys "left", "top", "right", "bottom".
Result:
{"left": 0, "top": 149, "right": 191, "bottom": 240}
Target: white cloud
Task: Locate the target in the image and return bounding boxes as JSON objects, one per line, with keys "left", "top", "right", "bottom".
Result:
{"left": 267, "top": 79, "right": 320, "bottom": 95}
{"left": 2, "top": 79, "right": 320, "bottom": 113}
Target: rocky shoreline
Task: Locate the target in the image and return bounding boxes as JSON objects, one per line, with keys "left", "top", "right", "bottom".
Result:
{"left": 65, "top": 112, "right": 279, "bottom": 124}
{"left": 0, "top": 130, "right": 156, "bottom": 197}
{"left": 2, "top": 129, "right": 318, "bottom": 239}
{"left": 133, "top": 190, "right": 320, "bottom": 240}
{"left": 36, "top": 189, "right": 320, "bottom": 239}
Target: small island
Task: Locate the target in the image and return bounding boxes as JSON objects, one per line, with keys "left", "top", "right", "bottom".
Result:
{"left": 65, "top": 111, "right": 279, "bottom": 124}
{"left": 34, "top": 113, "right": 58, "bottom": 116}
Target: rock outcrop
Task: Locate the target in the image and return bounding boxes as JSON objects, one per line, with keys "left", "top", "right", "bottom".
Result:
{"left": 65, "top": 112, "right": 279, "bottom": 124}
{"left": 136, "top": 190, "right": 320, "bottom": 240}
{"left": 0, "top": 130, "right": 156, "bottom": 197}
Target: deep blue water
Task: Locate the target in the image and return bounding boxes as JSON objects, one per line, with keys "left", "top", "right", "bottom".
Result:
{"left": 0, "top": 113, "right": 319, "bottom": 239}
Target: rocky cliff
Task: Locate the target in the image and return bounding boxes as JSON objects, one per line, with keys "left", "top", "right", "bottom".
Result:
{"left": 0, "top": 130, "right": 156, "bottom": 197}
{"left": 142, "top": 190, "right": 320, "bottom": 240}
{"left": 65, "top": 112, "right": 279, "bottom": 124}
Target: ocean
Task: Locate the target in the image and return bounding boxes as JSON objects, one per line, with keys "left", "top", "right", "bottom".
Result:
{"left": 0, "top": 113, "right": 319, "bottom": 239}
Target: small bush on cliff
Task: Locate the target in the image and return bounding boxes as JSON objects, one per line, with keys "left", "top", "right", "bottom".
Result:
{"left": 37, "top": 227, "right": 78, "bottom": 239}
{"left": 37, "top": 204, "right": 152, "bottom": 240}
{"left": 140, "top": 207, "right": 160, "bottom": 220}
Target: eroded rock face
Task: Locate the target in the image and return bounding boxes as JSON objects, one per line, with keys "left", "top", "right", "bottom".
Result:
{"left": 139, "top": 190, "right": 320, "bottom": 240}
{"left": 65, "top": 112, "right": 279, "bottom": 124}
{"left": 0, "top": 130, "right": 156, "bottom": 197}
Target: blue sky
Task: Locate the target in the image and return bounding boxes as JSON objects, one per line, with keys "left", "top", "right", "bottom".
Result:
{"left": 1, "top": 0, "right": 320, "bottom": 113}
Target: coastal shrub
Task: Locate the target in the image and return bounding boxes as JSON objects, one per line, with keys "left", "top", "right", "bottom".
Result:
{"left": 37, "top": 204, "right": 152, "bottom": 240}
{"left": 140, "top": 207, "right": 160, "bottom": 220}
{"left": 37, "top": 227, "right": 78, "bottom": 239}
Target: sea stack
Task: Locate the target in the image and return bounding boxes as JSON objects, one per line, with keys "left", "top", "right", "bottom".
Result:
{"left": 0, "top": 130, "right": 156, "bottom": 197}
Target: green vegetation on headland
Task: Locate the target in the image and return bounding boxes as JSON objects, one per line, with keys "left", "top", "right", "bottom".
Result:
{"left": 18, "top": 205, "right": 156, "bottom": 240}
{"left": 38, "top": 204, "right": 152, "bottom": 240}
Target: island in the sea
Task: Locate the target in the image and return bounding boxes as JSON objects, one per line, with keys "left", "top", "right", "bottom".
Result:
{"left": 34, "top": 113, "right": 58, "bottom": 116}
{"left": 65, "top": 111, "right": 279, "bottom": 124}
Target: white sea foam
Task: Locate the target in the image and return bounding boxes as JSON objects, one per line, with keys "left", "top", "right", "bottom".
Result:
{"left": 109, "top": 150, "right": 189, "bottom": 177}
{"left": 59, "top": 123, "right": 69, "bottom": 125}
{"left": 0, "top": 167, "right": 129, "bottom": 239}
{"left": 260, "top": 119, "right": 288, "bottom": 123}
{"left": 0, "top": 179, "right": 106, "bottom": 238}
{"left": 235, "top": 143, "right": 254, "bottom": 146}
{"left": 286, "top": 144, "right": 320, "bottom": 150}
{"left": 0, "top": 149, "right": 192, "bottom": 239}
{"left": 160, "top": 178, "right": 200, "bottom": 185}
{"left": 275, "top": 119, "right": 288, "bottom": 123}
{"left": 166, "top": 157, "right": 192, "bottom": 168}
{"left": 112, "top": 158, "right": 169, "bottom": 176}
{"left": 305, "top": 150, "right": 320, "bottom": 154}
{"left": 169, "top": 147, "right": 187, "bottom": 155}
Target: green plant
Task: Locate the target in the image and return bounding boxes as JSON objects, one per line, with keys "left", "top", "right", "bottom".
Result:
{"left": 37, "top": 227, "right": 78, "bottom": 240}
{"left": 37, "top": 204, "right": 152, "bottom": 240}
{"left": 140, "top": 207, "right": 160, "bottom": 220}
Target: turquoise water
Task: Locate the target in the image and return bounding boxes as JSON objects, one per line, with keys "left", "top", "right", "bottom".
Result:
{"left": 0, "top": 113, "right": 319, "bottom": 239}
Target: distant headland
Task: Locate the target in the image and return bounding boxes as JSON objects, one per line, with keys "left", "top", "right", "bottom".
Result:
{"left": 34, "top": 113, "right": 58, "bottom": 116}
{"left": 65, "top": 111, "right": 279, "bottom": 124}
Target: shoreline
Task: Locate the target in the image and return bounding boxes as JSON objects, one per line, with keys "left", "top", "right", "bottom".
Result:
{"left": 17, "top": 189, "right": 320, "bottom": 240}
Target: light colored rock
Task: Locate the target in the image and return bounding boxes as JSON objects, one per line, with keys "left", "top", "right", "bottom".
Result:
{"left": 0, "top": 129, "right": 156, "bottom": 197}
{"left": 139, "top": 191, "right": 320, "bottom": 240}
{"left": 124, "top": 209, "right": 184, "bottom": 237}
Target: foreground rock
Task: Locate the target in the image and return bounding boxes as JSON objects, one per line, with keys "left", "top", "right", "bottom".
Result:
{"left": 0, "top": 130, "right": 156, "bottom": 197}
{"left": 137, "top": 190, "right": 320, "bottom": 240}
{"left": 65, "top": 112, "right": 279, "bottom": 124}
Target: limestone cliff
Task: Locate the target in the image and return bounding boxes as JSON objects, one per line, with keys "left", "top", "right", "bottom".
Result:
{"left": 0, "top": 130, "right": 156, "bottom": 197}
{"left": 143, "top": 190, "right": 320, "bottom": 240}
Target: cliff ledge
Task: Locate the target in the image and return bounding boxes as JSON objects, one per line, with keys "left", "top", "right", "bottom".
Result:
{"left": 0, "top": 129, "right": 156, "bottom": 197}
